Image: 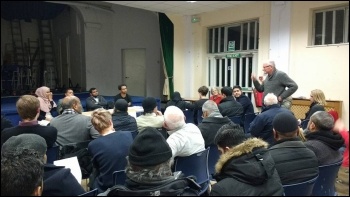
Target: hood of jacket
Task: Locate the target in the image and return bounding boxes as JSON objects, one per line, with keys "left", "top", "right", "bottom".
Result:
{"left": 171, "top": 92, "right": 182, "bottom": 102}
{"left": 215, "top": 138, "right": 275, "bottom": 185}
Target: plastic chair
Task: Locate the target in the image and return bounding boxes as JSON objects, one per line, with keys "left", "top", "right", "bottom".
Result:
{"left": 197, "top": 109, "right": 203, "bottom": 124}
{"left": 174, "top": 148, "right": 210, "bottom": 195}
{"left": 283, "top": 176, "right": 318, "bottom": 196}
{"left": 46, "top": 145, "right": 60, "bottom": 164}
{"left": 243, "top": 113, "right": 257, "bottom": 137}
{"left": 183, "top": 110, "right": 194, "bottom": 124}
{"left": 312, "top": 160, "right": 342, "bottom": 196}
{"left": 301, "top": 119, "right": 309, "bottom": 130}
{"left": 113, "top": 170, "right": 127, "bottom": 185}
{"left": 78, "top": 188, "right": 98, "bottom": 196}
{"left": 207, "top": 144, "right": 220, "bottom": 180}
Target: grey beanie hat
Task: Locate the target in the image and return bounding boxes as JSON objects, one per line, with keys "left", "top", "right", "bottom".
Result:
{"left": 1, "top": 134, "right": 47, "bottom": 157}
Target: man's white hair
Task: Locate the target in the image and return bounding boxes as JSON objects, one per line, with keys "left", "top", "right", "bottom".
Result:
{"left": 202, "top": 100, "right": 218, "bottom": 114}
{"left": 263, "top": 60, "right": 276, "bottom": 68}
{"left": 264, "top": 93, "right": 278, "bottom": 106}
{"left": 164, "top": 106, "right": 185, "bottom": 130}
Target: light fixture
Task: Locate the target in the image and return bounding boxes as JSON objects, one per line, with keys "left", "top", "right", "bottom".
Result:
{"left": 187, "top": 1, "right": 196, "bottom": 3}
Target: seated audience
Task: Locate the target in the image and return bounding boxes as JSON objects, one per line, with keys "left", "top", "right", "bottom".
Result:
{"left": 99, "top": 127, "right": 200, "bottom": 196}
{"left": 2, "top": 134, "right": 85, "bottom": 196}
{"left": 269, "top": 112, "right": 319, "bottom": 185}
{"left": 35, "top": 86, "right": 57, "bottom": 121}
{"left": 197, "top": 100, "right": 231, "bottom": 147}
{"left": 164, "top": 106, "right": 205, "bottom": 160}
{"left": 304, "top": 89, "right": 326, "bottom": 120}
{"left": 209, "top": 87, "right": 223, "bottom": 105}
{"left": 1, "top": 115, "right": 13, "bottom": 132}
{"left": 165, "top": 91, "right": 194, "bottom": 111}
{"left": 211, "top": 122, "right": 283, "bottom": 196}
{"left": 218, "top": 86, "right": 243, "bottom": 117}
{"left": 49, "top": 96, "right": 99, "bottom": 146}
{"left": 57, "top": 88, "right": 74, "bottom": 114}
{"left": 114, "top": 84, "right": 132, "bottom": 106}
{"left": 86, "top": 88, "right": 108, "bottom": 111}
{"left": 249, "top": 93, "right": 291, "bottom": 146}
{"left": 136, "top": 97, "right": 164, "bottom": 131}
{"left": 304, "top": 111, "right": 344, "bottom": 165}
{"left": 193, "top": 86, "right": 209, "bottom": 125}
{"left": 1, "top": 95, "right": 57, "bottom": 148}
{"left": 89, "top": 109, "right": 133, "bottom": 193}
{"left": 1, "top": 148, "right": 44, "bottom": 196}
{"left": 232, "top": 85, "right": 254, "bottom": 115}
{"left": 112, "top": 99, "right": 137, "bottom": 133}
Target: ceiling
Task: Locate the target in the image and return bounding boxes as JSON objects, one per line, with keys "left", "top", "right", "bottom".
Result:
{"left": 102, "top": 1, "right": 256, "bottom": 16}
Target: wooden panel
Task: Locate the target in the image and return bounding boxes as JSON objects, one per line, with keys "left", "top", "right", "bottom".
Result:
{"left": 291, "top": 98, "right": 342, "bottom": 120}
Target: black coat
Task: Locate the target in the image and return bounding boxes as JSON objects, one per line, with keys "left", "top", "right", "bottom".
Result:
{"left": 112, "top": 111, "right": 138, "bottom": 133}
{"left": 211, "top": 138, "right": 283, "bottom": 196}
{"left": 218, "top": 96, "right": 243, "bottom": 117}
{"left": 198, "top": 116, "right": 231, "bottom": 147}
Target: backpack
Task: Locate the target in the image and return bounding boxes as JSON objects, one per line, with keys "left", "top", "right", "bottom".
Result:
{"left": 105, "top": 177, "right": 201, "bottom": 196}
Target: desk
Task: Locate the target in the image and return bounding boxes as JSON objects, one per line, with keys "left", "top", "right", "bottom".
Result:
{"left": 82, "top": 106, "right": 144, "bottom": 118}
{"left": 291, "top": 98, "right": 342, "bottom": 119}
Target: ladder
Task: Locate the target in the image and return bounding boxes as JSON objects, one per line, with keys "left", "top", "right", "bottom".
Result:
{"left": 10, "top": 19, "right": 26, "bottom": 66}
{"left": 38, "top": 19, "right": 57, "bottom": 89}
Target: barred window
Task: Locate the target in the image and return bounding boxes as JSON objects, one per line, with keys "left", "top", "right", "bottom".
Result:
{"left": 313, "top": 5, "right": 349, "bottom": 45}
{"left": 208, "top": 20, "right": 259, "bottom": 53}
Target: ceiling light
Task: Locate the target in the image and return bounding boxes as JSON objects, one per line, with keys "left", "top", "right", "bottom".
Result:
{"left": 187, "top": 1, "right": 196, "bottom": 3}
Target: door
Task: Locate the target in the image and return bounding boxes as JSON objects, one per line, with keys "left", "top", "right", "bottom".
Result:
{"left": 123, "top": 48, "right": 146, "bottom": 97}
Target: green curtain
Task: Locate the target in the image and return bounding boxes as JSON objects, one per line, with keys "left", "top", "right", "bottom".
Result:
{"left": 159, "top": 12, "right": 174, "bottom": 99}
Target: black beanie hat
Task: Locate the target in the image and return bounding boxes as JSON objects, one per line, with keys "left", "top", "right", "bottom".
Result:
{"left": 273, "top": 112, "right": 299, "bottom": 133}
{"left": 142, "top": 97, "right": 157, "bottom": 113}
{"left": 115, "top": 99, "right": 128, "bottom": 112}
{"left": 129, "top": 127, "right": 172, "bottom": 166}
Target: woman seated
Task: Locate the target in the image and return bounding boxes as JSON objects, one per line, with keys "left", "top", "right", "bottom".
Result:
{"left": 209, "top": 87, "right": 223, "bottom": 105}
{"left": 305, "top": 89, "right": 326, "bottom": 120}
{"left": 35, "top": 86, "right": 57, "bottom": 121}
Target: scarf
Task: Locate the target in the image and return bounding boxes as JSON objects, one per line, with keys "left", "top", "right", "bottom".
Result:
{"left": 35, "top": 86, "right": 57, "bottom": 112}
{"left": 305, "top": 130, "right": 344, "bottom": 150}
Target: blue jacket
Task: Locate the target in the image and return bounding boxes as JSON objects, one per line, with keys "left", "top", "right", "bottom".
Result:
{"left": 112, "top": 111, "right": 138, "bottom": 133}
{"left": 249, "top": 104, "right": 291, "bottom": 146}
{"left": 43, "top": 164, "right": 86, "bottom": 196}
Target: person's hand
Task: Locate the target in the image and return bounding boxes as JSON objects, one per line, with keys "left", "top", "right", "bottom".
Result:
{"left": 128, "top": 102, "right": 131, "bottom": 106}
{"left": 297, "top": 119, "right": 301, "bottom": 126}
{"left": 278, "top": 96, "right": 282, "bottom": 102}
{"left": 251, "top": 73, "right": 257, "bottom": 81}
{"left": 155, "top": 110, "right": 163, "bottom": 116}
{"left": 48, "top": 92, "right": 53, "bottom": 101}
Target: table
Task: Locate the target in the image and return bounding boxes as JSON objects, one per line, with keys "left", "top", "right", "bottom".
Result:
{"left": 82, "top": 106, "right": 144, "bottom": 118}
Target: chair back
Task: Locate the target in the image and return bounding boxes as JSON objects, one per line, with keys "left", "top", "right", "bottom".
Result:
{"left": 46, "top": 145, "right": 60, "bottom": 164}
{"left": 197, "top": 109, "right": 203, "bottom": 124}
{"left": 183, "top": 110, "right": 194, "bottom": 124}
{"left": 113, "top": 170, "right": 127, "bottom": 185}
{"left": 244, "top": 113, "right": 257, "bottom": 136}
{"left": 312, "top": 160, "right": 342, "bottom": 196}
{"left": 156, "top": 127, "right": 169, "bottom": 139}
{"left": 283, "top": 176, "right": 318, "bottom": 196}
{"left": 174, "top": 148, "right": 210, "bottom": 195}
{"left": 207, "top": 144, "right": 220, "bottom": 179}
{"left": 78, "top": 188, "right": 98, "bottom": 196}
{"left": 228, "top": 116, "right": 241, "bottom": 125}
{"left": 301, "top": 119, "right": 309, "bottom": 130}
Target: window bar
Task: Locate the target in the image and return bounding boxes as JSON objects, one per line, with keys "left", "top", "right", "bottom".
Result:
{"left": 211, "top": 29, "right": 215, "bottom": 53}
{"left": 230, "top": 58, "right": 234, "bottom": 87}
{"left": 247, "top": 22, "right": 250, "bottom": 50}
{"left": 218, "top": 59, "right": 222, "bottom": 87}
{"left": 208, "top": 59, "right": 211, "bottom": 87}
{"left": 224, "top": 58, "right": 228, "bottom": 86}
{"left": 240, "top": 24, "right": 243, "bottom": 51}
{"left": 254, "top": 21, "right": 257, "bottom": 49}
{"left": 345, "top": 7, "right": 349, "bottom": 43}
{"left": 210, "top": 58, "right": 216, "bottom": 87}
{"left": 224, "top": 26, "right": 228, "bottom": 52}
{"left": 322, "top": 12, "right": 326, "bottom": 45}
{"left": 239, "top": 58, "right": 243, "bottom": 85}
{"left": 332, "top": 10, "right": 336, "bottom": 44}
{"left": 244, "top": 57, "right": 249, "bottom": 87}
{"left": 218, "top": 27, "right": 221, "bottom": 53}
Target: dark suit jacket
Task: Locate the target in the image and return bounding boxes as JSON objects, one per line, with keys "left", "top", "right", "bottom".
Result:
{"left": 86, "top": 95, "right": 108, "bottom": 111}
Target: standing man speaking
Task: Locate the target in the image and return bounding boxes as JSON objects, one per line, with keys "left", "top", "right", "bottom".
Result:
{"left": 251, "top": 60, "right": 298, "bottom": 109}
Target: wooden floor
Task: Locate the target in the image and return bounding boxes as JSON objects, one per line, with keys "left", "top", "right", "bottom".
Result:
{"left": 335, "top": 166, "right": 349, "bottom": 196}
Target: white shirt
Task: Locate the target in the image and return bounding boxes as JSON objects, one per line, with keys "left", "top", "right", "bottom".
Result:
{"left": 136, "top": 113, "right": 164, "bottom": 131}
{"left": 166, "top": 123, "right": 205, "bottom": 159}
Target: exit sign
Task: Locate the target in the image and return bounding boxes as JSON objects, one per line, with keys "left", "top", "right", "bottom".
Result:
{"left": 226, "top": 53, "right": 241, "bottom": 58}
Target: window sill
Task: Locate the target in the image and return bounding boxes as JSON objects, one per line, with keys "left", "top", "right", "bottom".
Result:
{"left": 307, "top": 43, "right": 349, "bottom": 48}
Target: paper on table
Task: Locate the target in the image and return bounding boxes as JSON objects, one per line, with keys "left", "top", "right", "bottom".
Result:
{"left": 38, "top": 120, "right": 50, "bottom": 126}
{"left": 129, "top": 111, "right": 137, "bottom": 118}
{"left": 53, "top": 156, "right": 82, "bottom": 184}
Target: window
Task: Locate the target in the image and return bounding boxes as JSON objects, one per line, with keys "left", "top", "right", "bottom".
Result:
{"left": 313, "top": 5, "right": 349, "bottom": 45}
{"left": 208, "top": 20, "right": 259, "bottom": 53}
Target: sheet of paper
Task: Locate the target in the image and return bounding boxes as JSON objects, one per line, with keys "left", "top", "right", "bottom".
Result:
{"left": 53, "top": 156, "right": 82, "bottom": 184}
{"left": 38, "top": 120, "right": 50, "bottom": 126}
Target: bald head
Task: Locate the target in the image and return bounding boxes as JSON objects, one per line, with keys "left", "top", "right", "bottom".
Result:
{"left": 61, "top": 96, "right": 82, "bottom": 113}
{"left": 164, "top": 106, "right": 185, "bottom": 131}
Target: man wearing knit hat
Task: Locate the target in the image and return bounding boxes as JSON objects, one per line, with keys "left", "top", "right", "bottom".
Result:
{"left": 101, "top": 127, "right": 200, "bottom": 195}
{"left": 269, "top": 112, "right": 319, "bottom": 185}
{"left": 136, "top": 97, "right": 164, "bottom": 132}
{"left": 112, "top": 99, "right": 137, "bottom": 133}
{"left": 1, "top": 133, "right": 86, "bottom": 196}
